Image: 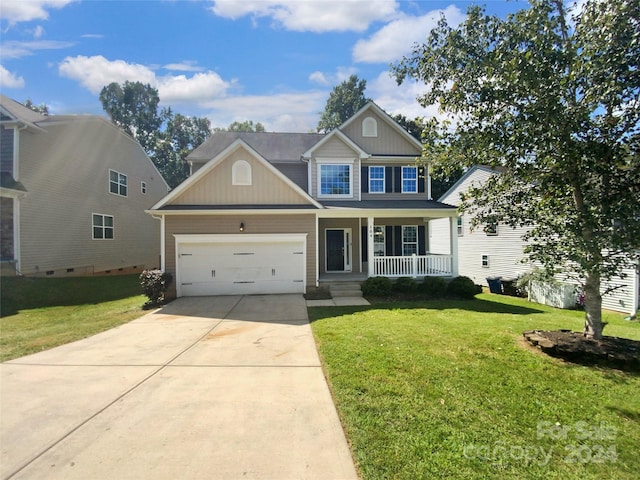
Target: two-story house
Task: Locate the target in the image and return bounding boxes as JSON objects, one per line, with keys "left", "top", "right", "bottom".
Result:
{"left": 148, "top": 102, "right": 459, "bottom": 298}
{"left": 0, "top": 94, "right": 169, "bottom": 277}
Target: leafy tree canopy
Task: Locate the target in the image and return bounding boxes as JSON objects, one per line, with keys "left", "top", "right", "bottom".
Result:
{"left": 393, "top": 0, "right": 640, "bottom": 338}
{"left": 24, "top": 99, "right": 48, "bottom": 115}
{"left": 225, "top": 120, "right": 266, "bottom": 132}
{"left": 317, "top": 74, "right": 370, "bottom": 133}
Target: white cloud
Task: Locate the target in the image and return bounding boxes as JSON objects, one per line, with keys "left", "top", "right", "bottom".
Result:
{"left": 0, "top": 40, "right": 74, "bottom": 59}
{"left": 163, "top": 61, "right": 205, "bottom": 73}
{"left": 0, "top": 0, "right": 75, "bottom": 24}
{"left": 32, "top": 25, "right": 45, "bottom": 39}
{"left": 58, "top": 55, "right": 233, "bottom": 105}
{"left": 202, "top": 91, "right": 327, "bottom": 132}
{"left": 353, "top": 5, "right": 464, "bottom": 63}
{"left": 0, "top": 64, "right": 25, "bottom": 88}
{"left": 309, "top": 66, "right": 357, "bottom": 86}
{"left": 309, "top": 71, "right": 329, "bottom": 86}
{"left": 210, "top": 0, "right": 399, "bottom": 32}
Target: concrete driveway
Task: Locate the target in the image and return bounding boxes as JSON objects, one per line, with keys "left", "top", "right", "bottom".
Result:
{"left": 0, "top": 295, "right": 358, "bottom": 480}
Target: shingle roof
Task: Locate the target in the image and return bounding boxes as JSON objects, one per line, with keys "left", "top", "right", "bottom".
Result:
{"left": 187, "top": 131, "right": 325, "bottom": 163}
{"left": 0, "top": 94, "right": 47, "bottom": 127}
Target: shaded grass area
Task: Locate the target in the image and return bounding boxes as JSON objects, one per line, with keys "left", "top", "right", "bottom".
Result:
{"left": 1, "top": 275, "right": 145, "bottom": 361}
{"left": 309, "top": 294, "right": 640, "bottom": 480}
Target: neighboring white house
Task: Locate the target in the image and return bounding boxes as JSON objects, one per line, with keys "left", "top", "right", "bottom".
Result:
{"left": 430, "top": 165, "right": 639, "bottom": 316}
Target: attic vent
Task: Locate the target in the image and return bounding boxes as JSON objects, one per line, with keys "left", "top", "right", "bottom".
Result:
{"left": 232, "top": 160, "right": 252, "bottom": 186}
{"left": 362, "top": 117, "right": 377, "bottom": 137}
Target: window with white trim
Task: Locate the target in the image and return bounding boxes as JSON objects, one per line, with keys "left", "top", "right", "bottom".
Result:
{"left": 141, "top": 181, "right": 147, "bottom": 194}
{"left": 362, "top": 117, "right": 377, "bottom": 137}
{"left": 485, "top": 221, "right": 498, "bottom": 236}
{"left": 402, "top": 225, "right": 418, "bottom": 255}
{"left": 373, "top": 226, "right": 385, "bottom": 256}
{"left": 402, "top": 166, "right": 417, "bottom": 193}
{"left": 369, "top": 166, "right": 385, "bottom": 194}
{"left": 232, "top": 160, "right": 252, "bottom": 185}
{"left": 318, "top": 163, "right": 351, "bottom": 197}
{"left": 482, "top": 254, "right": 490, "bottom": 267}
{"left": 109, "top": 169, "right": 127, "bottom": 196}
{"left": 92, "top": 213, "right": 114, "bottom": 239}
{"left": 457, "top": 216, "right": 464, "bottom": 236}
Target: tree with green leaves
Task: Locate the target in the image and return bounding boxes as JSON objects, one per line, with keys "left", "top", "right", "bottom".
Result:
{"left": 393, "top": 0, "right": 640, "bottom": 339}
{"left": 227, "top": 120, "right": 265, "bottom": 132}
{"left": 317, "top": 74, "right": 370, "bottom": 133}
{"left": 99, "top": 81, "right": 167, "bottom": 153}
{"left": 24, "top": 99, "right": 48, "bottom": 115}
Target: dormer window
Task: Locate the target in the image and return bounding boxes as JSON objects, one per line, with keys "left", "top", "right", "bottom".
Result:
{"left": 232, "top": 160, "right": 252, "bottom": 185}
{"left": 362, "top": 117, "right": 377, "bottom": 137}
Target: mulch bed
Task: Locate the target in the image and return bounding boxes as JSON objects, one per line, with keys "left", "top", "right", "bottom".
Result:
{"left": 523, "top": 330, "right": 640, "bottom": 372}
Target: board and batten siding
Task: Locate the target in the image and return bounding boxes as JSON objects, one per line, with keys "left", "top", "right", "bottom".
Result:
{"left": 171, "top": 148, "right": 311, "bottom": 206}
{"left": 163, "top": 213, "right": 317, "bottom": 298}
{"left": 18, "top": 118, "right": 167, "bottom": 274}
{"left": 340, "top": 109, "right": 420, "bottom": 156}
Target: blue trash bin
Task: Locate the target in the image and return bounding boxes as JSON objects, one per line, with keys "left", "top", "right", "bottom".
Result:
{"left": 486, "top": 276, "right": 503, "bottom": 294}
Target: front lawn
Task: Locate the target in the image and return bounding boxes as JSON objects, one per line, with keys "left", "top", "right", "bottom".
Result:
{"left": 309, "top": 294, "right": 640, "bottom": 480}
{"left": 0, "top": 275, "right": 146, "bottom": 361}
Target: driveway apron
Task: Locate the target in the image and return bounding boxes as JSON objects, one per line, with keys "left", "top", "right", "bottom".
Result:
{"left": 0, "top": 295, "right": 358, "bottom": 480}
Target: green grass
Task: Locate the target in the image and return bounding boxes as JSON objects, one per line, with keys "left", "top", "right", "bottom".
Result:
{"left": 1, "top": 275, "right": 146, "bottom": 361}
{"left": 309, "top": 294, "right": 640, "bottom": 480}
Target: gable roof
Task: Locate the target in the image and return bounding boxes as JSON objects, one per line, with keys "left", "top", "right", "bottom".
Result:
{"left": 187, "top": 131, "right": 325, "bottom": 163}
{"left": 152, "top": 138, "right": 322, "bottom": 210}
{"left": 437, "top": 165, "right": 501, "bottom": 203}
{"left": 0, "top": 94, "right": 47, "bottom": 131}
{"left": 301, "top": 128, "right": 370, "bottom": 159}
{"left": 339, "top": 101, "right": 423, "bottom": 151}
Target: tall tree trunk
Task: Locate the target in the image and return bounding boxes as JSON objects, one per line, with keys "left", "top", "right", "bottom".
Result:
{"left": 583, "top": 271, "right": 604, "bottom": 339}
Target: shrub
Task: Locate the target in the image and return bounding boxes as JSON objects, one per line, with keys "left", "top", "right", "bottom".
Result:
{"left": 446, "top": 276, "right": 477, "bottom": 299}
{"left": 140, "top": 269, "right": 173, "bottom": 308}
{"left": 419, "top": 276, "right": 447, "bottom": 298}
{"left": 393, "top": 276, "right": 417, "bottom": 293}
{"left": 362, "top": 276, "right": 393, "bottom": 297}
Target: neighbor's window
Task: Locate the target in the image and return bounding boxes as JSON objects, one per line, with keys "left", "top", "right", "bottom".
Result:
{"left": 373, "top": 225, "right": 385, "bottom": 256}
{"left": 482, "top": 254, "right": 490, "bottom": 267}
{"left": 402, "top": 225, "right": 418, "bottom": 255}
{"left": 93, "top": 213, "right": 114, "bottom": 239}
{"left": 141, "top": 181, "right": 147, "bottom": 194}
{"left": 457, "top": 216, "right": 464, "bottom": 236}
{"left": 485, "top": 221, "right": 498, "bottom": 236}
{"left": 402, "top": 166, "right": 417, "bottom": 193}
{"left": 369, "top": 166, "right": 385, "bottom": 194}
{"left": 319, "top": 164, "right": 351, "bottom": 197}
{"left": 109, "top": 169, "right": 127, "bottom": 196}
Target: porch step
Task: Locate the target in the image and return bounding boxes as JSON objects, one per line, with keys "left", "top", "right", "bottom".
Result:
{"left": 327, "top": 282, "right": 363, "bottom": 298}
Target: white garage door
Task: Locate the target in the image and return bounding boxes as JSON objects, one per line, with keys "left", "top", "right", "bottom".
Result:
{"left": 175, "top": 234, "right": 307, "bottom": 296}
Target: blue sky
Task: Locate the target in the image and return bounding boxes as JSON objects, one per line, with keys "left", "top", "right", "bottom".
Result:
{"left": 1, "top": 0, "right": 527, "bottom": 132}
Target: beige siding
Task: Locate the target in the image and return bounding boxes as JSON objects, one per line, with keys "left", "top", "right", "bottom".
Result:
{"left": 18, "top": 119, "right": 167, "bottom": 275}
{"left": 341, "top": 109, "right": 420, "bottom": 156}
{"left": 163, "top": 214, "right": 316, "bottom": 298}
{"left": 309, "top": 142, "right": 360, "bottom": 201}
{"left": 171, "top": 147, "right": 311, "bottom": 205}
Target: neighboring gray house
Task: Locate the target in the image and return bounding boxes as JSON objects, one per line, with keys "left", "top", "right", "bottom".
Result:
{"left": 0, "top": 95, "right": 169, "bottom": 276}
{"left": 148, "top": 101, "right": 460, "bottom": 298}
{"left": 430, "top": 165, "right": 639, "bottom": 315}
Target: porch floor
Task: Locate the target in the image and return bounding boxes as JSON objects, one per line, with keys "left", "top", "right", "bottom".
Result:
{"left": 319, "top": 272, "right": 368, "bottom": 283}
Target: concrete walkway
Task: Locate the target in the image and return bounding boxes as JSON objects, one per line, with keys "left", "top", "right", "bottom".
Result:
{"left": 0, "top": 295, "right": 358, "bottom": 480}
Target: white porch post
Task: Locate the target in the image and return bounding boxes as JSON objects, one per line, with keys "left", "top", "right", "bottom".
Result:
{"left": 367, "top": 216, "right": 375, "bottom": 277}
{"left": 449, "top": 216, "right": 459, "bottom": 277}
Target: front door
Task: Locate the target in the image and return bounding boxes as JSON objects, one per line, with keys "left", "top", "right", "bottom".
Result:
{"left": 326, "top": 229, "right": 351, "bottom": 272}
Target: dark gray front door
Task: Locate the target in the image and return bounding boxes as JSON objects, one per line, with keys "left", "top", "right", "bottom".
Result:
{"left": 326, "top": 229, "right": 345, "bottom": 271}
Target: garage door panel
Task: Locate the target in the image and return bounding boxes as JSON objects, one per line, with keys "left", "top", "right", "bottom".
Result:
{"left": 177, "top": 236, "right": 306, "bottom": 296}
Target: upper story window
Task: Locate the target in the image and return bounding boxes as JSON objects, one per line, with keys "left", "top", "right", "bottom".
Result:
{"left": 232, "top": 160, "right": 252, "bottom": 185}
{"left": 485, "top": 220, "right": 498, "bottom": 236}
{"left": 362, "top": 117, "right": 377, "bottom": 137}
{"left": 369, "top": 166, "right": 385, "bottom": 194}
{"left": 457, "top": 216, "right": 464, "bottom": 236}
{"left": 109, "top": 169, "right": 127, "bottom": 196}
{"left": 92, "top": 213, "right": 114, "bottom": 239}
{"left": 141, "top": 181, "right": 147, "bottom": 194}
{"left": 401, "top": 166, "right": 417, "bottom": 193}
{"left": 319, "top": 163, "right": 351, "bottom": 197}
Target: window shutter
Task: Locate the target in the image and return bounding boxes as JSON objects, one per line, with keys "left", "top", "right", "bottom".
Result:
{"left": 361, "top": 167, "right": 368, "bottom": 193}
{"left": 385, "top": 226, "right": 393, "bottom": 255}
{"left": 418, "top": 167, "right": 425, "bottom": 193}
{"left": 394, "top": 226, "right": 402, "bottom": 255}
{"left": 418, "top": 225, "right": 426, "bottom": 255}
{"left": 385, "top": 167, "right": 393, "bottom": 193}
{"left": 394, "top": 167, "right": 402, "bottom": 193}
{"left": 361, "top": 226, "right": 368, "bottom": 262}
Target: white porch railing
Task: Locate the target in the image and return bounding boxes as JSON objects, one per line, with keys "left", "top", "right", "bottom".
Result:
{"left": 373, "top": 254, "right": 452, "bottom": 278}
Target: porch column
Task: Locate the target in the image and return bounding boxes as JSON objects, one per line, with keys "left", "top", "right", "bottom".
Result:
{"left": 449, "top": 216, "right": 459, "bottom": 277}
{"left": 367, "top": 216, "right": 375, "bottom": 277}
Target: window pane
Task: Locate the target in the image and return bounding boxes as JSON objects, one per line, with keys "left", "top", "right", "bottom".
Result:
{"left": 320, "top": 164, "right": 350, "bottom": 195}
{"left": 120, "top": 185, "right": 127, "bottom": 196}
{"left": 119, "top": 173, "right": 127, "bottom": 185}
{"left": 402, "top": 167, "right": 417, "bottom": 193}
{"left": 93, "top": 227, "right": 103, "bottom": 239}
{"left": 104, "top": 216, "right": 113, "bottom": 227}
{"left": 402, "top": 226, "right": 417, "bottom": 242}
{"left": 110, "top": 170, "right": 118, "bottom": 182}
{"left": 93, "top": 214, "right": 103, "bottom": 226}
{"left": 369, "top": 166, "right": 384, "bottom": 193}
{"left": 110, "top": 182, "right": 119, "bottom": 194}
{"left": 403, "top": 244, "right": 417, "bottom": 256}
{"left": 104, "top": 228, "right": 114, "bottom": 239}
